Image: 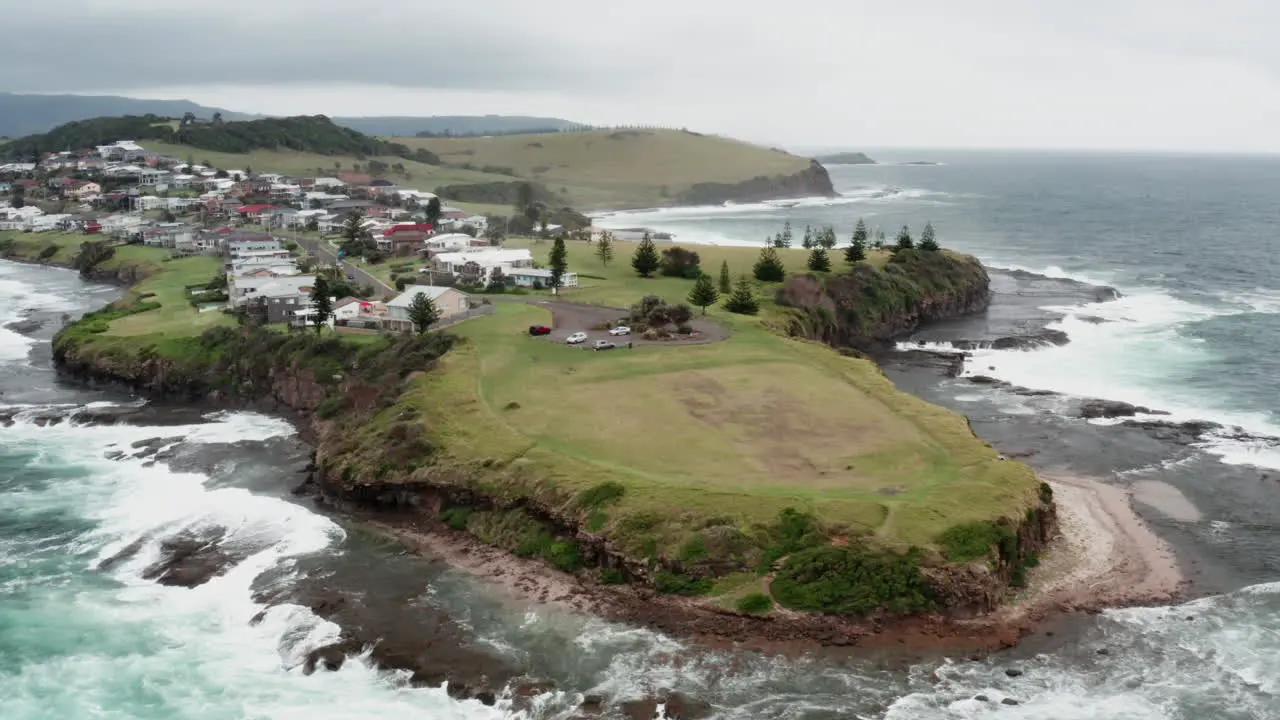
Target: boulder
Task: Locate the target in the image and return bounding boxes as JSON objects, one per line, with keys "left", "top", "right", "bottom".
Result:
{"left": 1078, "top": 399, "right": 1159, "bottom": 419}
{"left": 141, "top": 528, "right": 241, "bottom": 587}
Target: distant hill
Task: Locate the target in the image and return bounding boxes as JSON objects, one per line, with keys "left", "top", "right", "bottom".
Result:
{"left": 813, "top": 152, "right": 876, "bottom": 165}
{"left": 334, "top": 115, "right": 583, "bottom": 138}
{"left": 0, "top": 115, "right": 441, "bottom": 165}
{"left": 0, "top": 92, "right": 583, "bottom": 142}
{"left": 401, "top": 128, "right": 833, "bottom": 209}
{"left": 0, "top": 92, "right": 254, "bottom": 138}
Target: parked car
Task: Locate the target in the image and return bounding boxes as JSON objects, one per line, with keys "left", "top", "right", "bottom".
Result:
{"left": 594, "top": 341, "right": 617, "bottom": 351}
{"left": 528, "top": 325, "right": 552, "bottom": 336}
{"left": 566, "top": 332, "right": 588, "bottom": 344}
{"left": 608, "top": 326, "right": 631, "bottom": 336}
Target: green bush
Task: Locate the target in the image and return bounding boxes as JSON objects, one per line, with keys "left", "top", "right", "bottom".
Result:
{"left": 655, "top": 571, "right": 713, "bottom": 596}
{"left": 679, "top": 534, "right": 708, "bottom": 562}
{"left": 736, "top": 593, "right": 773, "bottom": 613}
{"left": 585, "top": 511, "right": 608, "bottom": 532}
{"left": 38, "top": 245, "right": 58, "bottom": 259}
{"left": 440, "top": 507, "right": 474, "bottom": 531}
{"left": 938, "top": 521, "right": 1017, "bottom": 562}
{"left": 771, "top": 545, "right": 933, "bottom": 616}
{"left": 758, "top": 507, "right": 823, "bottom": 572}
{"left": 599, "top": 568, "right": 625, "bottom": 585}
{"left": 547, "top": 540, "right": 582, "bottom": 572}
{"left": 515, "top": 531, "right": 554, "bottom": 559}
{"left": 315, "top": 394, "right": 346, "bottom": 419}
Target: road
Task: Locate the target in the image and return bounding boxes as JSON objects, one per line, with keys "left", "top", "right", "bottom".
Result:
{"left": 289, "top": 235, "right": 395, "bottom": 296}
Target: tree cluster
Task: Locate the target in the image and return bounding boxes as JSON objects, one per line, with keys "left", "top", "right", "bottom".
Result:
{"left": 660, "top": 246, "right": 702, "bottom": 278}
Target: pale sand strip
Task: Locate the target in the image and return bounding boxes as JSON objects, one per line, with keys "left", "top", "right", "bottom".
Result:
{"left": 998, "top": 472, "right": 1186, "bottom": 623}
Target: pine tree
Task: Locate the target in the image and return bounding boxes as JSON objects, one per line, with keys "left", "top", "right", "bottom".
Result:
{"left": 548, "top": 236, "right": 568, "bottom": 291}
{"left": 753, "top": 245, "right": 786, "bottom": 282}
{"left": 687, "top": 272, "right": 719, "bottom": 315}
{"left": 807, "top": 247, "right": 831, "bottom": 272}
{"left": 310, "top": 276, "right": 333, "bottom": 335}
{"left": 895, "top": 225, "right": 914, "bottom": 252}
{"left": 846, "top": 219, "right": 868, "bottom": 265}
{"left": 595, "top": 230, "right": 615, "bottom": 266}
{"left": 723, "top": 275, "right": 760, "bottom": 315}
{"left": 407, "top": 290, "right": 440, "bottom": 334}
{"left": 845, "top": 224, "right": 867, "bottom": 265}
{"left": 802, "top": 225, "right": 814, "bottom": 249}
{"left": 779, "top": 221, "right": 793, "bottom": 248}
{"left": 425, "top": 196, "right": 442, "bottom": 227}
{"left": 920, "top": 221, "right": 939, "bottom": 251}
{"left": 718, "top": 260, "right": 731, "bottom": 294}
{"left": 631, "top": 233, "right": 660, "bottom": 277}
{"left": 874, "top": 228, "right": 886, "bottom": 249}
{"left": 819, "top": 225, "right": 837, "bottom": 249}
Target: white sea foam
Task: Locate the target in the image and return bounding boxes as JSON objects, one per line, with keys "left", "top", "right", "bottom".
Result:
{"left": 0, "top": 412, "right": 506, "bottom": 720}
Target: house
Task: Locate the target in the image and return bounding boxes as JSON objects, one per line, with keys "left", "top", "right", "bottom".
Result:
{"left": 142, "top": 224, "right": 194, "bottom": 248}
{"left": 71, "top": 181, "right": 102, "bottom": 199}
{"left": 508, "top": 268, "right": 580, "bottom": 289}
{"left": 259, "top": 281, "right": 316, "bottom": 323}
{"left": 383, "top": 286, "right": 472, "bottom": 332}
{"left": 236, "top": 204, "right": 278, "bottom": 223}
{"left": 231, "top": 274, "right": 314, "bottom": 308}
{"left": 137, "top": 169, "right": 169, "bottom": 186}
{"left": 100, "top": 214, "right": 145, "bottom": 236}
{"left": 424, "top": 232, "right": 476, "bottom": 254}
{"left": 431, "top": 248, "right": 534, "bottom": 283}
{"left": 333, "top": 297, "right": 387, "bottom": 328}
{"left": 378, "top": 223, "right": 434, "bottom": 257}
{"left": 312, "top": 177, "right": 347, "bottom": 190}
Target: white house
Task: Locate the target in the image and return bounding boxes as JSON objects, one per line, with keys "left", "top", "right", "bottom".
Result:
{"left": 431, "top": 248, "right": 534, "bottom": 282}
{"left": 312, "top": 177, "right": 347, "bottom": 189}
{"left": 507, "top": 268, "right": 579, "bottom": 289}
{"left": 424, "top": 233, "right": 476, "bottom": 253}
{"left": 100, "top": 214, "right": 145, "bottom": 235}
{"left": 231, "top": 273, "right": 314, "bottom": 307}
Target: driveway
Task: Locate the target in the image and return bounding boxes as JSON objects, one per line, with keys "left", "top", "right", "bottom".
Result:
{"left": 289, "top": 235, "right": 395, "bottom": 296}
{"left": 525, "top": 300, "right": 730, "bottom": 347}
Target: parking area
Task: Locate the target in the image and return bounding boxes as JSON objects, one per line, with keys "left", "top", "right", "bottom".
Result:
{"left": 527, "top": 300, "right": 729, "bottom": 347}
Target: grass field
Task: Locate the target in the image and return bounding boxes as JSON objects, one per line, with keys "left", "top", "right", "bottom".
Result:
{"left": 0, "top": 230, "right": 232, "bottom": 337}
{"left": 502, "top": 236, "right": 890, "bottom": 315}
{"left": 404, "top": 300, "right": 1037, "bottom": 558}
{"left": 395, "top": 129, "right": 815, "bottom": 210}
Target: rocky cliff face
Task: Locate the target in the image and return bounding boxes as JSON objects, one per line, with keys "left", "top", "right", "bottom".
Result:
{"left": 777, "top": 249, "right": 991, "bottom": 349}
{"left": 676, "top": 160, "right": 836, "bottom": 206}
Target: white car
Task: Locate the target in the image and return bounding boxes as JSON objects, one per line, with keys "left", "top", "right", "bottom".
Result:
{"left": 565, "top": 332, "right": 588, "bottom": 344}
{"left": 608, "top": 326, "right": 631, "bottom": 336}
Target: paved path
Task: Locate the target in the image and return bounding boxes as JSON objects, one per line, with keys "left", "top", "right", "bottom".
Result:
{"left": 526, "top": 299, "right": 730, "bottom": 347}
{"left": 289, "top": 235, "right": 395, "bottom": 296}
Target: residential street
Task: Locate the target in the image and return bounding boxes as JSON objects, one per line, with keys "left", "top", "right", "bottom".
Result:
{"left": 290, "top": 234, "right": 394, "bottom": 296}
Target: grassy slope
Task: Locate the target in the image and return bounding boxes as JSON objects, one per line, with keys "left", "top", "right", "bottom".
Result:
{"left": 0, "top": 230, "right": 232, "bottom": 338}
{"left": 396, "top": 129, "right": 814, "bottom": 209}
{"left": 361, "top": 238, "right": 1039, "bottom": 561}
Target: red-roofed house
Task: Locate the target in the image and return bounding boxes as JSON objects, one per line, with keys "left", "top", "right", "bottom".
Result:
{"left": 379, "top": 223, "right": 434, "bottom": 257}
{"left": 236, "top": 204, "right": 278, "bottom": 222}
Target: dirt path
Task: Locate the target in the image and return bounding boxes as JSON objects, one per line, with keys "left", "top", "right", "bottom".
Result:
{"left": 524, "top": 299, "right": 731, "bottom": 346}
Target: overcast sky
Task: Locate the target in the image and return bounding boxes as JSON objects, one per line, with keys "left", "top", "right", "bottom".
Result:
{"left": 7, "top": 0, "right": 1280, "bottom": 152}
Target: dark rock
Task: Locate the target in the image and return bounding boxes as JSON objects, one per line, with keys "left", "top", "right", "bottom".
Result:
{"left": 1001, "top": 698, "right": 1020, "bottom": 706}
{"left": 140, "top": 528, "right": 241, "bottom": 587}
{"left": 1009, "top": 386, "right": 1058, "bottom": 397}
{"left": 1004, "top": 668, "right": 1024, "bottom": 677}
{"left": 662, "top": 691, "right": 712, "bottom": 719}
{"left": 1096, "top": 648, "right": 1110, "bottom": 656}
{"left": 104, "top": 450, "right": 125, "bottom": 461}
{"left": 1079, "top": 315, "right": 1110, "bottom": 324}
{"left": 974, "top": 695, "right": 990, "bottom": 702}
{"left": 302, "top": 644, "right": 353, "bottom": 675}
{"left": 968, "top": 375, "right": 1005, "bottom": 385}
{"left": 1120, "top": 419, "right": 1225, "bottom": 445}
{"left": 248, "top": 610, "right": 267, "bottom": 626}
{"left": 619, "top": 698, "right": 659, "bottom": 720}
{"left": 5, "top": 318, "right": 43, "bottom": 334}
{"left": 95, "top": 536, "right": 148, "bottom": 571}
{"left": 1078, "top": 399, "right": 1163, "bottom": 419}
{"left": 474, "top": 691, "right": 497, "bottom": 706}
{"left": 579, "top": 695, "right": 606, "bottom": 715}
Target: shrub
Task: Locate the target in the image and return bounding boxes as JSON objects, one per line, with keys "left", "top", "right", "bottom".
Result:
{"left": 771, "top": 546, "right": 933, "bottom": 616}
{"left": 655, "top": 571, "right": 713, "bottom": 596}
{"left": 440, "top": 507, "right": 474, "bottom": 531}
{"left": 679, "top": 534, "right": 708, "bottom": 562}
{"left": 38, "top": 245, "right": 58, "bottom": 259}
{"left": 586, "top": 511, "right": 608, "bottom": 532}
{"left": 736, "top": 593, "right": 773, "bottom": 613}
{"left": 599, "top": 568, "right": 626, "bottom": 585}
{"left": 937, "top": 521, "right": 1017, "bottom": 563}
{"left": 315, "top": 394, "right": 346, "bottom": 419}
{"left": 515, "top": 531, "right": 554, "bottom": 558}
{"left": 758, "top": 507, "right": 823, "bottom": 572}
{"left": 547, "top": 540, "right": 582, "bottom": 572}
{"left": 660, "top": 247, "right": 702, "bottom": 277}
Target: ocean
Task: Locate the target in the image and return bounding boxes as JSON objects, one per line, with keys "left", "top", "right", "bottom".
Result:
{"left": 3, "top": 151, "right": 1280, "bottom": 718}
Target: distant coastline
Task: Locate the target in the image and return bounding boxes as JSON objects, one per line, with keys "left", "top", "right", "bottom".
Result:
{"left": 813, "top": 151, "right": 876, "bottom": 165}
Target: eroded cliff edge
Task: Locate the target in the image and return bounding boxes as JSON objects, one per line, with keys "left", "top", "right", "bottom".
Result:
{"left": 675, "top": 160, "right": 837, "bottom": 205}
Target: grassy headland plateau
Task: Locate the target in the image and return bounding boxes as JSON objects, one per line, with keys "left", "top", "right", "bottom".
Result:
{"left": 22, "top": 223, "right": 1052, "bottom": 630}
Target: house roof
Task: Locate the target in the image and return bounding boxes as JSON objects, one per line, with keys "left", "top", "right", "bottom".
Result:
{"left": 434, "top": 248, "right": 533, "bottom": 266}
{"left": 382, "top": 223, "right": 435, "bottom": 237}
{"left": 237, "top": 204, "right": 277, "bottom": 214}
{"left": 386, "top": 285, "right": 462, "bottom": 309}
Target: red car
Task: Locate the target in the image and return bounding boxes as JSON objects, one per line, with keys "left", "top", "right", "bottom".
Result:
{"left": 528, "top": 325, "right": 552, "bottom": 336}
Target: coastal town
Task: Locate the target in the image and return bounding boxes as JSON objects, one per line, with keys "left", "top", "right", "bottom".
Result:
{"left": 0, "top": 139, "right": 599, "bottom": 332}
